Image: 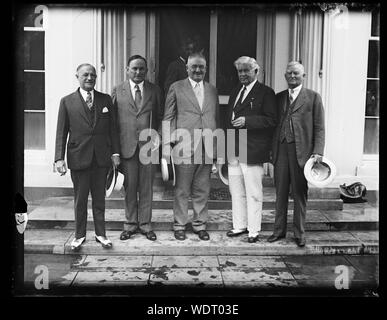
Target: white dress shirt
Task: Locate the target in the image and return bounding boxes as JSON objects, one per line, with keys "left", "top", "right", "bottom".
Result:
{"left": 188, "top": 77, "right": 204, "bottom": 109}
{"left": 79, "top": 87, "right": 94, "bottom": 104}
{"left": 288, "top": 84, "right": 302, "bottom": 101}
{"left": 129, "top": 79, "right": 144, "bottom": 100}
{"left": 234, "top": 78, "right": 257, "bottom": 107}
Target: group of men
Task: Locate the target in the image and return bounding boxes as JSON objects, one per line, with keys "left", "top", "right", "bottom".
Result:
{"left": 54, "top": 42, "right": 325, "bottom": 251}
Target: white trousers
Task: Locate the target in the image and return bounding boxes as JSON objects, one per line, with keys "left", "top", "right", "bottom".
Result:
{"left": 228, "top": 161, "right": 264, "bottom": 237}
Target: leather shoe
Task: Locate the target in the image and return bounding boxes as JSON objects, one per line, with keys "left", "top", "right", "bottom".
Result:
{"left": 143, "top": 230, "right": 157, "bottom": 241}
{"left": 195, "top": 230, "right": 210, "bottom": 241}
{"left": 226, "top": 229, "right": 248, "bottom": 237}
{"left": 174, "top": 230, "right": 186, "bottom": 241}
{"left": 267, "top": 234, "right": 286, "bottom": 243}
{"left": 70, "top": 237, "right": 85, "bottom": 251}
{"left": 248, "top": 235, "right": 259, "bottom": 243}
{"left": 295, "top": 238, "right": 306, "bottom": 247}
{"left": 120, "top": 230, "right": 136, "bottom": 240}
{"left": 95, "top": 235, "right": 112, "bottom": 248}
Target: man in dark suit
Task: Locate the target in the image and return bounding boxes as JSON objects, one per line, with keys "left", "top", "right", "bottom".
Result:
{"left": 268, "top": 61, "right": 325, "bottom": 247}
{"left": 162, "top": 52, "right": 220, "bottom": 241}
{"left": 163, "top": 37, "right": 195, "bottom": 95}
{"left": 112, "top": 55, "right": 163, "bottom": 242}
{"left": 224, "top": 56, "right": 277, "bottom": 243}
{"left": 54, "top": 63, "right": 120, "bottom": 251}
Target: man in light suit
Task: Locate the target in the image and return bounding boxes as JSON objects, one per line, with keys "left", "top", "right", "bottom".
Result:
{"left": 162, "top": 52, "right": 220, "bottom": 241}
{"left": 112, "top": 55, "right": 163, "bottom": 242}
{"left": 224, "top": 56, "right": 277, "bottom": 243}
{"left": 268, "top": 61, "right": 325, "bottom": 247}
{"left": 55, "top": 63, "right": 120, "bottom": 250}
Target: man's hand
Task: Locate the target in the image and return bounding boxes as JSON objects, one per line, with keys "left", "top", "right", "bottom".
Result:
{"left": 55, "top": 160, "right": 67, "bottom": 176}
{"left": 111, "top": 155, "right": 120, "bottom": 168}
{"left": 310, "top": 154, "right": 323, "bottom": 163}
{"left": 231, "top": 116, "right": 245, "bottom": 128}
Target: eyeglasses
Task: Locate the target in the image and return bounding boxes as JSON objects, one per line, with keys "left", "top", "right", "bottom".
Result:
{"left": 188, "top": 65, "right": 206, "bottom": 71}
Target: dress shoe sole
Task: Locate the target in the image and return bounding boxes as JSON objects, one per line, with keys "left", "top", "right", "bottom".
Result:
{"left": 226, "top": 230, "right": 248, "bottom": 237}
{"left": 267, "top": 236, "right": 286, "bottom": 243}
{"left": 95, "top": 238, "right": 112, "bottom": 249}
{"left": 174, "top": 232, "right": 186, "bottom": 241}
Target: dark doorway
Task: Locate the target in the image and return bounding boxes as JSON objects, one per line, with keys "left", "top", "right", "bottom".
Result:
{"left": 158, "top": 7, "right": 210, "bottom": 96}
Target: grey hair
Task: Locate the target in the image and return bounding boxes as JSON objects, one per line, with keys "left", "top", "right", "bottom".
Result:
{"left": 286, "top": 61, "right": 305, "bottom": 74}
{"left": 76, "top": 63, "right": 96, "bottom": 74}
{"left": 234, "top": 56, "right": 260, "bottom": 72}
{"left": 187, "top": 52, "right": 207, "bottom": 64}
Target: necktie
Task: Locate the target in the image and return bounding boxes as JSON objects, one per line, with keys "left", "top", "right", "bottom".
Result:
{"left": 289, "top": 89, "right": 295, "bottom": 104}
{"left": 86, "top": 91, "right": 93, "bottom": 109}
{"left": 235, "top": 86, "right": 246, "bottom": 108}
{"left": 134, "top": 84, "right": 142, "bottom": 110}
{"left": 194, "top": 82, "right": 203, "bottom": 109}
{"left": 232, "top": 86, "right": 246, "bottom": 120}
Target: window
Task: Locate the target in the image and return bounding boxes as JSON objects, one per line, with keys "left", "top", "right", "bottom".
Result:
{"left": 363, "top": 8, "right": 379, "bottom": 155}
{"left": 216, "top": 8, "right": 257, "bottom": 95}
{"left": 23, "top": 5, "right": 45, "bottom": 150}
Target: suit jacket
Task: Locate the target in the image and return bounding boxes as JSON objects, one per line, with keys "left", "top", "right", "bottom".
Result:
{"left": 55, "top": 89, "right": 119, "bottom": 170}
{"left": 111, "top": 80, "right": 163, "bottom": 159}
{"left": 164, "top": 58, "right": 188, "bottom": 94}
{"left": 272, "top": 87, "right": 325, "bottom": 168}
{"left": 225, "top": 81, "right": 277, "bottom": 164}
{"left": 162, "top": 78, "right": 220, "bottom": 161}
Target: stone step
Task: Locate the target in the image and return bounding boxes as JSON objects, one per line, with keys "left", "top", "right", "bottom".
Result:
{"left": 24, "top": 229, "right": 378, "bottom": 256}
{"left": 28, "top": 202, "right": 378, "bottom": 232}
{"left": 24, "top": 176, "right": 342, "bottom": 202}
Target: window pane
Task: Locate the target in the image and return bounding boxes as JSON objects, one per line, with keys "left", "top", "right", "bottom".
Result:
{"left": 367, "top": 40, "right": 379, "bottom": 78}
{"left": 217, "top": 8, "right": 257, "bottom": 95}
{"left": 371, "top": 8, "right": 380, "bottom": 37}
{"left": 24, "top": 72, "right": 45, "bottom": 110}
{"left": 24, "top": 31, "right": 44, "bottom": 70}
{"left": 25, "top": 113, "right": 45, "bottom": 150}
{"left": 363, "top": 118, "right": 379, "bottom": 154}
{"left": 365, "top": 80, "right": 379, "bottom": 117}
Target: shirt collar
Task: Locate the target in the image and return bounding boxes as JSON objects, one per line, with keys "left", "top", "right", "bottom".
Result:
{"left": 243, "top": 78, "right": 257, "bottom": 91}
{"left": 188, "top": 77, "right": 203, "bottom": 89}
{"left": 289, "top": 84, "right": 302, "bottom": 95}
{"left": 129, "top": 79, "right": 144, "bottom": 91}
{"left": 79, "top": 87, "right": 94, "bottom": 100}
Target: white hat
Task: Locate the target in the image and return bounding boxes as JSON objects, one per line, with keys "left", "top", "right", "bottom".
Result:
{"left": 106, "top": 165, "right": 124, "bottom": 197}
{"left": 161, "top": 155, "right": 175, "bottom": 186}
{"left": 304, "top": 156, "right": 337, "bottom": 188}
{"left": 217, "top": 163, "right": 229, "bottom": 186}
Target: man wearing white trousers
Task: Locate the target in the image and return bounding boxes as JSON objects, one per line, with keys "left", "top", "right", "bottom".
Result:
{"left": 224, "top": 56, "right": 277, "bottom": 242}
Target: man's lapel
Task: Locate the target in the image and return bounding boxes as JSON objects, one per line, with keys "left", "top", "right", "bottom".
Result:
{"left": 291, "top": 87, "right": 306, "bottom": 113}
{"left": 123, "top": 80, "right": 137, "bottom": 113}
{"left": 201, "top": 82, "right": 212, "bottom": 113}
{"left": 234, "top": 81, "right": 259, "bottom": 114}
{"left": 74, "top": 89, "right": 92, "bottom": 127}
{"left": 183, "top": 78, "right": 201, "bottom": 112}
{"left": 137, "top": 81, "right": 152, "bottom": 115}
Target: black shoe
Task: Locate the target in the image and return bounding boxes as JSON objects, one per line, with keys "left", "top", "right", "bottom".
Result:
{"left": 295, "top": 238, "right": 306, "bottom": 247}
{"left": 120, "top": 230, "right": 136, "bottom": 240}
{"left": 174, "top": 230, "right": 186, "bottom": 241}
{"left": 143, "top": 231, "right": 157, "bottom": 241}
{"left": 226, "top": 229, "right": 248, "bottom": 237}
{"left": 248, "top": 235, "right": 260, "bottom": 243}
{"left": 195, "top": 230, "right": 210, "bottom": 241}
{"left": 267, "top": 234, "right": 286, "bottom": 243}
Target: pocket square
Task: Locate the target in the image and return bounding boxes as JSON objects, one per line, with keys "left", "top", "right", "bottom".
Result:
{"left": 102, "top": 107, "right": 109, "bottom": 113}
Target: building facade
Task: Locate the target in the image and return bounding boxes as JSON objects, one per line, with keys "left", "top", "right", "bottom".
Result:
{"left": 20, "top": 4, "right": 379, "bottom": 192}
